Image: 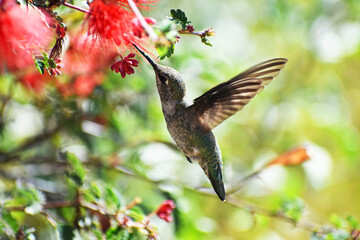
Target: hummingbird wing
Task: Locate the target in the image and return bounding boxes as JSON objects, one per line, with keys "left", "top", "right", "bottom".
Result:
{"left": 187, "top": 58, "right": 288, "bottom": 133}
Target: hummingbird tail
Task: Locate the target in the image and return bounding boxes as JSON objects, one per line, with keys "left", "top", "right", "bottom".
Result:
{"left": 209, "top": 174, "right": 226, "bottom": 201}
{"left": 205, "top": 161, "right": 226, "bottom": 201}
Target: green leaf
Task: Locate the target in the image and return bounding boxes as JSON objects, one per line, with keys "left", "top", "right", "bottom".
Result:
{"left": 92, "top": 228, "right": 103, "bottom": 240}
{"left": 330, "top": 214, "right": 346, "bottom": 229}
{"left": 1, "top": 209, "right": 18, "bottom": 233}
{"left": 201, "top": 37, "right": 213, "bottom": 47}
{"left": 128, "top": 229, "right": 140, "bottom": 240}
{"left": 156, "top": 43, "right": 175, "bottom": 60}
{"left": 85, "top": 182, "right": 102, "bottom": 201}
{"left": 59, "top": 151, "right": 85, "bottom": 186}
{"left": 128, "top": 206, "right": 145, "bottom": 222}
{"left": 104, "top": 187, "right": 121, "bottom": 210}
{"left": 34, "top": 59, "right": 45, "bottom": 74}
{"left": 106, "top": 227, "right": 130, "bottom": 240}
{"left": 326, "top": 230, "right": 350, "bottom": 240}
{"left": 346, "top": 215, "right": 360, "bottom": 229}
{"left": 170, "top": 9, "right": 190, "bottom": 29}
{"left": 280, "top": 197, "right": 305, "bottom": 222}
{"left": 14, "top": 184, "right": 45, "bottom": 215}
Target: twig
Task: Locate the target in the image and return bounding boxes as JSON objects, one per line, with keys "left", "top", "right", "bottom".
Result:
{"left": 113, "top": 165, "right": 335, "bottom": 235}
{"left": 5, "top": 200, "right": 75, "bottom": 212}
{"left": 226, "top": 167, "right": 266, "bottom": 195}
{"left": 0, "top": 125, "right": 63, "bottom": 163}
{"left": 178, "top": 28, "right": 215, "bottom": 38}
{"left": 62, "top": 2, "right": 90, "bottom": 14}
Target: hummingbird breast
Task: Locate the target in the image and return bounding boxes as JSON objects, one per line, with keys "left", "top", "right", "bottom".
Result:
{"left": 162, "top": 100, "right": 222, "bottom": 164}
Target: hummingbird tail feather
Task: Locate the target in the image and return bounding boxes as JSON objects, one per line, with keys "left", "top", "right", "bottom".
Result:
{"left": 206, "top": 161, "right": 226, "bottom": 201}
{"left": 209, "top": 174, "right": 226, "bottom": 201}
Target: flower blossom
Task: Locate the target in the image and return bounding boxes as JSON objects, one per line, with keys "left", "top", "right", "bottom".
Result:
{"left": 110, "top": 53, "right": 139, "bottom": 78}
{"left": 84, "top": 0, "right": 156, "bottom": 54}
{"left": 73, "top": 73, "right": 104, "bottom": 97}
{"left": 155, "top": 200, "right": 176, "bottom": 223}
{"left": 132, "top": 17, "right": 156, "bottom": 38}
{"left": 57, "top": 35, "right": 117, "bottom": 97}
{"left": 0, "top": 0, "right": 53, "bottom": 73}
{"left": 19, "top": 71, "right": 52, "bottom": 93}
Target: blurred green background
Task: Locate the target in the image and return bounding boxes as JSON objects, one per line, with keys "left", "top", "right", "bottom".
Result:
{"left": 1, "top": 0, "right": 360, "bottom": 239}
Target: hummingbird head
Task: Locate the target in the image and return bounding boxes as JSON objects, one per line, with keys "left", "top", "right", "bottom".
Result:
{"left": 133, "top": 45, "right": 186, "bottom": 101}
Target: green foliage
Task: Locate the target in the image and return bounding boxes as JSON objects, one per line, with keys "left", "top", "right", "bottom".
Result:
{"left": 169, "top": 9, "right": 191, "bottom": 29}
{"left": 128, "top": 206, "right": 145, "bottom": 222}
{"left": 0, "top": 209, "right": 18, "bottom": 234}
{"left": 154, "top": 19, "right": 177, "bottom": 59}
{"left": 60, "top": 151, "right": 85, "bottom": 186}
{"left": 106, "top": 227, "right": 130, "bottom": 240}
{"left": 156, "top": 43, "right": 175, "bottom": 60}
{"left": 279, "top": 197, "right": 305, "bottom": 222}
{"left": 13, "top": 184, "right": 45, "bottom": 215}
{"left": 34, "top": 52, "right": 57, "bottom": 75}
{"left": 201, "top": 37, "right": 212, "bottom": 47}
{"left": 311, "top": 230, "right": 350, "bottom": 240}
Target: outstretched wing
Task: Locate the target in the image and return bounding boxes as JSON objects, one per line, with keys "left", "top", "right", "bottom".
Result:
{"left": 187, "top": 58, "right": 288, "bottom": 134}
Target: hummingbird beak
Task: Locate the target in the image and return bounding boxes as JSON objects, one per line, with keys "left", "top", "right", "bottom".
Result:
{"left": 132, "top": 44, "right": 158, "bottom": 70}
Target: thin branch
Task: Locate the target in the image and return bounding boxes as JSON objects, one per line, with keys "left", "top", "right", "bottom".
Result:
{"left": 0, "top": 125, "right": 63, "bottom": 163}
{"left": 4, "top": 195, "right": 159, "bottom": 239}
{"left": 178, "top": 28, "right": 215, "bottom": 38}
{"left": 113, "top": 165, "right": 335, "bottom": 235}
{"left": 62, "top": 2, "right": 91, "bottom": 14}
{"left": 5, "top": 200, "right": 75, "bottom": 212}
{"left": 226, "top": 167, "right": 266, "bottom": 195}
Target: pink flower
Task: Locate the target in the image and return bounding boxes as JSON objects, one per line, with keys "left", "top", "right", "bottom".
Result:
{"left": 155, "top": 200, "right": 175, "bottom": 223}
{"left": 0, "top": 0, "right": 53, "bottom": 73}
{"left": 111, "top": 53, "right": 139, "bottom": 78}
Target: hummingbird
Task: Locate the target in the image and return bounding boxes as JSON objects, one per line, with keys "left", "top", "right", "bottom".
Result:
{"left": 134, "top": 45, "right": 287, "bottom": 201}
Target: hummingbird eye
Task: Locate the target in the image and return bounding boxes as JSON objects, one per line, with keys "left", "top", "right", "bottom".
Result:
{"left": 159, "top": 74, "right": 167, "bottom": 83}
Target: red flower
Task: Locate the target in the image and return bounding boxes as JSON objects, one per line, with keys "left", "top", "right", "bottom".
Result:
{"left": 0, "top": 0, "right": 53, "bottom": 73}
{"left": 19, "top": 71, "right": 51, "bottom": 93}
{"left": 85, "top": 0, "right": 135, "bottom": 45}
{"left": 56, "top": 24, "right": 67, "bottom": 38}
{"left": 186, "top": 25, "right": 195, "bottom": 33}
{"left": 84, "top": 0, "right": 156, "bottom": 55}
{"left": 111, "top": 53, "right": 139, "bottom": 78}
{"left": 155, "top": 200, "right": 175, "bottom": 223}
{"left": 73, "top": 73, "right": 104, "bottom": 97}
{"left": 63, "top": 35, "right": 118, "bottom": 75}
{"left": 132, "top": 17, "right": 156, "bottom": 38}
{"left": 55, "top": 73, "right": 104, "bottom": 98}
